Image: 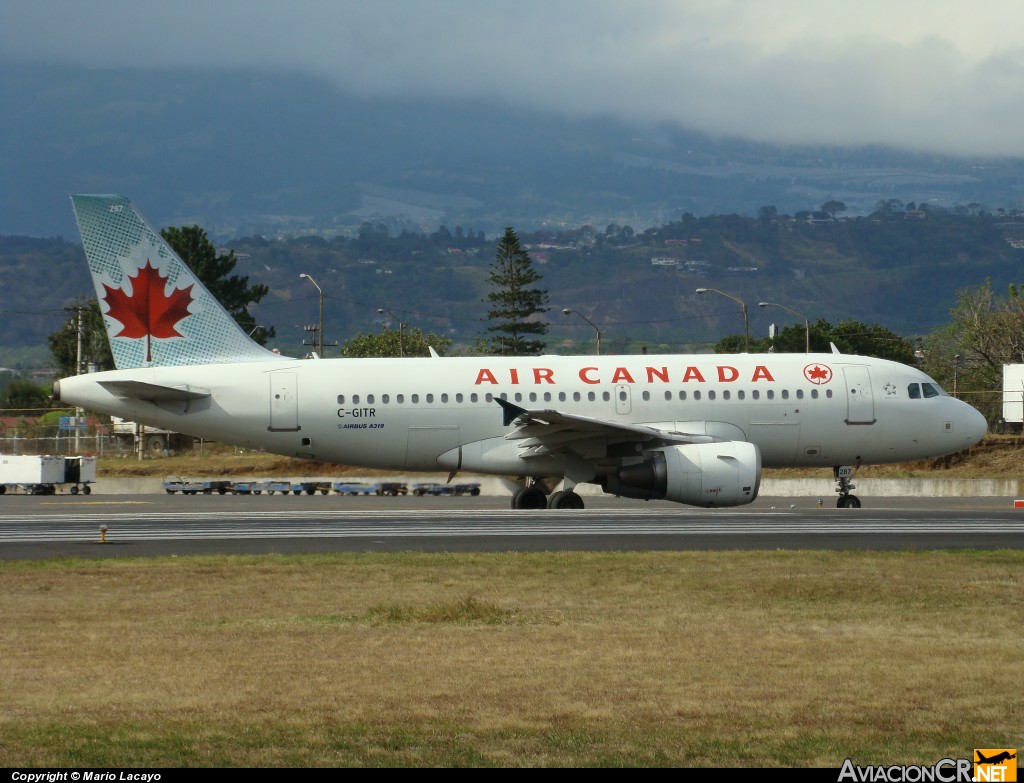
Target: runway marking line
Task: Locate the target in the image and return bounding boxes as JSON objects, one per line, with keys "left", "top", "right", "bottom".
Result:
{"left": 40, "top": 501, "right": 154, "bottom": 506}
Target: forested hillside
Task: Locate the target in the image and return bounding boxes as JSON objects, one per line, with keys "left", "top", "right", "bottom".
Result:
{"left": 2, "top": 202, "right": 1023, "bottom": 368}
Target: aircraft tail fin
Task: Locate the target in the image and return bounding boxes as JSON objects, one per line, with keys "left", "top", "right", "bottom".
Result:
{"left": 70, "top": 194, "right": 285, "bottom": 369}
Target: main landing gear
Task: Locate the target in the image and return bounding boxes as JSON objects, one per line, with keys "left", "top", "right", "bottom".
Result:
{"left": 834, "top": 465, "right": 861, "bottom": 508}
{"left": 510, "top": 480, "right": 586, "bottom": 510}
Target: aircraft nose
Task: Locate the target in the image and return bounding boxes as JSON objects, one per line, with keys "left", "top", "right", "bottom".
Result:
{"left": 962, "top": 403, "right": 988, "bottom": 447}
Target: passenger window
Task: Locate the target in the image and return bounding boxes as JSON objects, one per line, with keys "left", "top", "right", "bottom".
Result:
{"left": 781, "top": 390, "right": 789, "bottom": 400}
{"left": 544, "top": 392, "right": 551, "bottom": 402}
{"left": 411, "top": 394, "right": 418, "bottom": 403}
{"left": 399, "top": 394, "right": 406, "bottom": 404}
{"left": 826, "top": 389, "right": 833, "bottom": 398}
{"left": 693, "top": 391, "right": 701, "bottom": 401}
{"left": 441, "top": 393, "right": 449, "bottom": 403}
{"left": 456, "top": 393, "right": 464, "bottom": 403}
{"left": 337, "top": 395, "right": 345, "bottom": 404}
{"left": 529, "top": 392, "right": 537, "bottom": 402}
{"left": 642, "top": 391, "right": 650, "bottom": 401}
{"left": 737, "top": 390, "right": 745, "bottom": 400}
{"left": 558, "top": 392, "right": 566, "bottom": 402}
{"left": 752, "top": 390, "right": 759, "bottom": 400}
{"left": 796, "top": 390, "right": 804, "bottom": 399}
{"left": 573, "top": 392, "right": 581, "bottom": 402}
{"left": 678, "top": 391, "right": 687, "bottom": 400}
{"left": 708, "top": 390, "right": 716, "bottom": 400}
{"left": 367, "top": 394, "right": 375, "bottom": 404}
{"left": 602, "top": 391, "right": 610, "bottom": 402}
{"left": 767, "top": 390, "right": 774, "bottom": 400}
{"left": 471, "top": 393, "right": 478, "bottom": 403}
{"left": 588, "top": 392, "right": 596, "bottom": 402}
{"left": 908, "top": 384, "right": 921, "bottom": 399}
{"left": 811, "top": 389, "right": 818, "bottom": 399}
{"left": 426, "top": 393, "right": 434, "bottom": 403}
{"left": 353, "top": 394, "right": 360, "bottom": 404}
{"left": 723, "top": 390, "right": 730, "bottom": 400}
{"left": 514, "top": 393, "right": 523, "bottom": 402}
{"left": 665, "top": 391, "right": 673, "bottom": 401}
{"left": 486, "top": 393, "right": 494, "bottom": 402}
{"left": 922, "top": 383, "right": 940, "bottom": 398}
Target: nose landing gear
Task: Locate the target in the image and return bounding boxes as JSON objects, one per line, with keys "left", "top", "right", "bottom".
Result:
{"left": 834, "top": 465, "right": 861, "bottom": 508}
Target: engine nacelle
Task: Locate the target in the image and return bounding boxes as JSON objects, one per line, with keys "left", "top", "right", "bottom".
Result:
{"left": 601, "top": 441, "right": 761, "bottom": 507}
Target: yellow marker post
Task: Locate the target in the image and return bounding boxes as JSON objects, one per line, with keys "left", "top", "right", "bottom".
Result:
{"left": 99, "top": 525, "right": 107, "bottom": 543}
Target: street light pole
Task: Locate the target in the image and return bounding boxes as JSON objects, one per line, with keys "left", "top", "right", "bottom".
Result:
{"left": 377, "top": 308, "right": 405, "bottom": 357}
{"left": 696, "top": 288, "right": 749, "bottom": 352}
{"left": 758, "top": 301, "right": 810, "bottom": 353}
{"left": 562, "top": 308, "right": 602, "bottom": 355}
{"left": 299, "top": 273, "right": 324, "bottom": 357}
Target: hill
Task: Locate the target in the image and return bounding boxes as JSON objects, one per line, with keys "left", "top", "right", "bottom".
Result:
{"left": 2, "top": 205, "right": 1023, "bottom": 367}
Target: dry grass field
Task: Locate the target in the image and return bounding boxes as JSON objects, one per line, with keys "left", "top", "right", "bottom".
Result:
{"left": 1, "top": 437, "right": 1021, "bottom": 767}
{"left": 1, "top": 551, "right": 1022, "bottom": 767}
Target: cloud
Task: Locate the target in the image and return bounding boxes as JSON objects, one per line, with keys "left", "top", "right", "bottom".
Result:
{"left": 5, "top": 0, "right": 1024, "bottom": 156}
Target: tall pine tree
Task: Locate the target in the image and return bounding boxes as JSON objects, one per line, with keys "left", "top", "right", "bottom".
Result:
{"left": 483, "top": 227, "right": 548, "bottom": 355}
{"left": 161, "top": 225, "right": 275, "bottom": 344}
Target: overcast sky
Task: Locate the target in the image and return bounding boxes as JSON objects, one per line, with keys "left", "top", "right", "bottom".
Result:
{"left": 5, "top": 0, "right": 1024, "bottom": 158}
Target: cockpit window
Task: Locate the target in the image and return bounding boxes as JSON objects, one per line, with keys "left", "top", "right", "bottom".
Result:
{"left": 909, "top": 382, "right": 943, "bottom": 399}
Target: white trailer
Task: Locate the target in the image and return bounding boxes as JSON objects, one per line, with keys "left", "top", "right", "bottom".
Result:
{"left": 0, "top": 455, "right": 97, "bottom": 495}
{"left": 1002, "top": 364, "right": 1024, "bottom": 433}
{"left": 111, "top": 416, "right": 194, "bottom": 454}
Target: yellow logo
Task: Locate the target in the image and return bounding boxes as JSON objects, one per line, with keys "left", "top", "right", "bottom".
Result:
{"left": 975, "top": 749, "right": 1017, "bottom": 782}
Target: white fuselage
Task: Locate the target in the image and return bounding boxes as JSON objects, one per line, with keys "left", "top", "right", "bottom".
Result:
{"left": 56, "top": 352, "right": 987, "bottom": 477}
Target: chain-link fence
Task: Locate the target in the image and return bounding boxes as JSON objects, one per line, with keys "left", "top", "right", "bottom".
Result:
{"left": 0, "top": 419, "right": 196, "bottom": 457}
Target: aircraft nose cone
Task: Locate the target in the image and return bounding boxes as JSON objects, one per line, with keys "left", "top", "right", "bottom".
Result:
{"left": 964, "top": 404, "right": 988, "bottom": 447}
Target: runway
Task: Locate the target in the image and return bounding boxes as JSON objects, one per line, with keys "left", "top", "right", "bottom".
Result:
{"left": 1, "top": 494, "right": 1023, "bottom": 558}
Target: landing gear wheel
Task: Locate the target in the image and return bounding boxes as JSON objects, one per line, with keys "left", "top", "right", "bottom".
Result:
{"left": 511, "top": 486, "right": 547, "bottom": 509}
{"left": 547, "top": 489, "right": 585, "bottom": 509}
{"left": 837, "top": 495, "right": 861, "bottom": 509}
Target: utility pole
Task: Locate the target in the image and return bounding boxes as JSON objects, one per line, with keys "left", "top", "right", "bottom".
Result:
{"left": 65, "top": 305, "right": 86, "bottom": 452}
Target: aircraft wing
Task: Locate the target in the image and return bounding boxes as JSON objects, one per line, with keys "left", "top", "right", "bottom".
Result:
{"left": 497, "top": 398, "right": 718, "bottom": 459}
{"left": 98, "top": 380, "right": 212, "bottom": 403}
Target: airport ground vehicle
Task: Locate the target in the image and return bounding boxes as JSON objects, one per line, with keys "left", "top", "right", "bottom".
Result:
{"left": 332, "top": 481, "right": 375, "bottom": 495}
{"left": 412, "top": 482, "right": 482, "bottom": 496}
{"left": 374, "top": 482, "right": 409, "bottom": 496}
{"left": 163, "top": 478, "right": 231, "bottom": 495}
{"left": 0, "top": 455, "right": 96, "bottom": 495}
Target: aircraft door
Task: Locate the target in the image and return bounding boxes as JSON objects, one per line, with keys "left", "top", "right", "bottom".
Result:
{"left": 268, "top": 372, "right": 300, "bottom": 432}
{"left": 843, "top": 366, "right": 876, "bottom": 425}
{"left": 615, "top": 384, "right": 632, "bottom": 415}
{"left": 406, "top": 425, "right": 461, "bottom": 469}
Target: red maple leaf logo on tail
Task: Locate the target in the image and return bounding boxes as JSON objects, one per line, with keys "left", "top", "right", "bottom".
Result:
{"left": 102, "top": 261, "right": 194, "bottom": 362}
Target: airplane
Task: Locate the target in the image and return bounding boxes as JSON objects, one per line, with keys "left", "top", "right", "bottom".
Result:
{"left": 54, "top": 194, "right": 989, "bottom": 510}
{"left": 976, "top": 752, "right": 1016, "bottom": 765}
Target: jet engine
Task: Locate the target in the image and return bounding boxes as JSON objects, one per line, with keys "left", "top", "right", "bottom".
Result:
{"left": 601, "top": 441, "right": 761, "bottom": 507}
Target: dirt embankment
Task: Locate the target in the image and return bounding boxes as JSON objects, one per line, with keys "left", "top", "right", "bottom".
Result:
{"left": 95, "top": 436, "right": 1024, "bottom": 480}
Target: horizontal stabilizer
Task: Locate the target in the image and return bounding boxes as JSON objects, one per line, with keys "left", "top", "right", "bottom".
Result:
{"left": 98, "top": 380, "right": 211, "bottom": 402}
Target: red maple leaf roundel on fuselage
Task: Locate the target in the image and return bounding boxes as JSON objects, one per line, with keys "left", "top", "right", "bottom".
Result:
{"left": 102, "top": 261, "right": 194, "bottom": 361}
